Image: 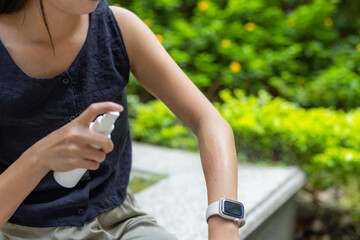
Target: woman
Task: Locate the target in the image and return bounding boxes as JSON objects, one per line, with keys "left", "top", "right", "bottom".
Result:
{"left": 0, "top": 0, "right": 242, "bottom": 239}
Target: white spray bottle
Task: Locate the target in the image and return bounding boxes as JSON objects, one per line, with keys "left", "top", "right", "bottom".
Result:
{"left": 53, "top": 111, "right": 120, "bottom": 188}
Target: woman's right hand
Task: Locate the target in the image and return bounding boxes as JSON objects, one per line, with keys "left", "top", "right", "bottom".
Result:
{"left": 21, "top": 102, "right": 123, "bottom": 173}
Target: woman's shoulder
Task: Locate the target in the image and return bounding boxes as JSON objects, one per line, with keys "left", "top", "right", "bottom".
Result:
{"left": 108, "top": 6, "right": 156, "bottom": 66}
{"left": 109, "top": 5, "right": 142, "bottom": 30}
{"left": 108, "top": 6, "right": 146, "bottom": 43}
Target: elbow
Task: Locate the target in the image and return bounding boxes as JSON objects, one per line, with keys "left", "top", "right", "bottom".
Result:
{"left": 195, "top": 113, "right": 234, "bottom": 138}
{"left": 220, "top": 119, "right": 236, "bottom": 141}
{"left": 214, "top": 113, "right": 234, "bottom": 134}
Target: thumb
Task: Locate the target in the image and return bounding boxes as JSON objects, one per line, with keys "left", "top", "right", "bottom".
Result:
{"left": 76, "top": 102, "right": 123, "bottom": 127}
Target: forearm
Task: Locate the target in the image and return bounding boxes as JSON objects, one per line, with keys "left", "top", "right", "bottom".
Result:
{"left": 197, "top": 119, "right": 238, "bottom": 203}
{"left": 196, "top": 117, "right": 240, "bottom": 239}
{"left": 0, "top": 152, "right": 48, "bottom": 227}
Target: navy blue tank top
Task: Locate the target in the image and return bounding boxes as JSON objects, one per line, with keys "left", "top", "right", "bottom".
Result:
{"left": 0, "top": 0, "right": 132, "bottom": 227}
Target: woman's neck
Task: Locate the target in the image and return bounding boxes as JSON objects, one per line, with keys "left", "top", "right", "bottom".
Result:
{"left": 2, "top": 0, "right": 88, "bottom": 46}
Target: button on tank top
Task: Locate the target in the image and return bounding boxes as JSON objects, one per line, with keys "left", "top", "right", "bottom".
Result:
{"left": 0, "top": 0, "right": 132, "bottom": 227}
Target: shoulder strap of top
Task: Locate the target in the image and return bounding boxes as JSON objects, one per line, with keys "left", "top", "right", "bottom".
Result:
{"left": 92, "top": 0, "right": 109, "bottom": 16}
{"left": 89, "top": 0, "right": 130, "bottom": 70}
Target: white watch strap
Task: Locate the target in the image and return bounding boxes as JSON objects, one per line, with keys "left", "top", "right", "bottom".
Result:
{"left": 206, "top": 201, "right": 219, "bottom": 222}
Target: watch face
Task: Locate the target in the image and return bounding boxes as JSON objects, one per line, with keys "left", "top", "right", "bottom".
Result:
{"left": 221, "top": 199, "right": 244, "bottom": 219}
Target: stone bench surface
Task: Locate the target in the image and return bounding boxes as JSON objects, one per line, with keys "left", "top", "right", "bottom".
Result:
{"left": 132, "top": 142, "right": 305, "bottom": 240}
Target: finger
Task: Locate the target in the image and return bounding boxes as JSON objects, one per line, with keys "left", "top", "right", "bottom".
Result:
{"left": 77, "top": 102, "right": 123, "bottom": 127}
{"left": 84, "top": 131, "right": 114, "bottom": 153}
{"left": 75, "top": 158, "right": 100, "bottom": 170}
{"left": 66, "top": 127, "right": 114, "bottom": 154}
{"left": 85, "top": 159, "right": 100, "bottom": 170}
{"left": 80, "top": 145, "right": 107, "bottom": 163}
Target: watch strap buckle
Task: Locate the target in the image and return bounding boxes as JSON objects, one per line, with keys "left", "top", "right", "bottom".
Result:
{"left": 234, "top": 218, "right": 246, "bottom": 228}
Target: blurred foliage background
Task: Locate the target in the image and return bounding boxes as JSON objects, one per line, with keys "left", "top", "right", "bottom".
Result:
{"left": 107, "top": 0, "right": 360, "bottom": 238}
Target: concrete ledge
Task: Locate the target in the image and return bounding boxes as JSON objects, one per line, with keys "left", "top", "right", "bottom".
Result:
{"left": 132, "top": 142, "right": 202, "bottom": 175}
{"left": 132, "top": 142, "right": 306, "bottom": 240}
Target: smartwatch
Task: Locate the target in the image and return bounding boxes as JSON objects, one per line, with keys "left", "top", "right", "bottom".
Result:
{"left": 206, "top": 198, "right": 245, "bottom": 228}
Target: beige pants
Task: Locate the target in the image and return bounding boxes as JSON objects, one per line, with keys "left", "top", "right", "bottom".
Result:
{"left": 0, "top": 190, "right": 177, "bottom": 240}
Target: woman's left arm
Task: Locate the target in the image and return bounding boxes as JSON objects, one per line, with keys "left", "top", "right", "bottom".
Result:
{"left": 111, "top": 7, "right": 240, "bottom": 239}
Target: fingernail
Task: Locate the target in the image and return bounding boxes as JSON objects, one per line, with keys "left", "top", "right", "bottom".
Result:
{"left": 110, "top": 102, "right": 123, "bottom": 110}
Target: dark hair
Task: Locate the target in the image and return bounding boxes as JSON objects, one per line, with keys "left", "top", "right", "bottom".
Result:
{"left": 1, "top": 0, "right": 55, "bottom": 55}
{"left": 39, "top": 0, "right": 55, "bottom": 54}
{"left": 0, "top": 0, "right": 26, "bottom": 14}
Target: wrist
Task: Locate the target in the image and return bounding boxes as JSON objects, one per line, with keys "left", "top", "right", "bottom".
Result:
{"left": 206, "top": 198, "right": 245, "bottom": 239}
{"left": 32, "top": 155, "right": 50, "bottom": 176}
{"left": 208, "top": 216, "right": 240, "bottom": 240}
{"left": 20, "top": 147, "right": 50, "bottom": 177}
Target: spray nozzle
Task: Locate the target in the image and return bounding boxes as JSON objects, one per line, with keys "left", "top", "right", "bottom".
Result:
{"left": 91, "top": 111, "right": 120, "bottom": 135}
{"left": 100, "top": 111, "right": 120, "bottom": 130}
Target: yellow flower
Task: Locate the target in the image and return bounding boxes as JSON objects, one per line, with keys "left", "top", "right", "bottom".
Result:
{"left": 198, "top": 1, "right": 210, "bottom": 12}
{"left": 245, "top": 22, "right": 256, "bottom": 32}
{"left": 221, "top": 39, "right": 231, "bottom": 48}
{"left": 356, "top": 43, "right": 360, "bottom": 53}
{"left": 144, "top": 19, "right": 153, "bottom": 27}
{"left": 286, "top": 19, "right": 295, "bottom": 28}
{"left": 112, "top": 3, "right": 121, "bottom": 7}
{"left": 324, "top": 17, "right": 333, "bottom": 27}
{"left": 230, "top": 61, "right": 241, "bottom": 73}
{"left": 155, "top": 34, "right": 164, "bottom": 43}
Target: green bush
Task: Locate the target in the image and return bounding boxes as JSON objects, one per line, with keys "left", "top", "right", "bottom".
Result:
{"left": 215, "top": 89, "right": 360, "bottom": 190}
{"left": 130, "top": 90, "right": 360, "bottom": 188}
{"left": 109, "top": 0, "right": 360, "bottom": 110}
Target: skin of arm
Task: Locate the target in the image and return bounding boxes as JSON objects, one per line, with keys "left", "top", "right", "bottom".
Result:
{"left": 0, "top": 102, "right": 123, "bottom": 227}
{"left": 110, "top": 7, "right": 240, "bottom": 240}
